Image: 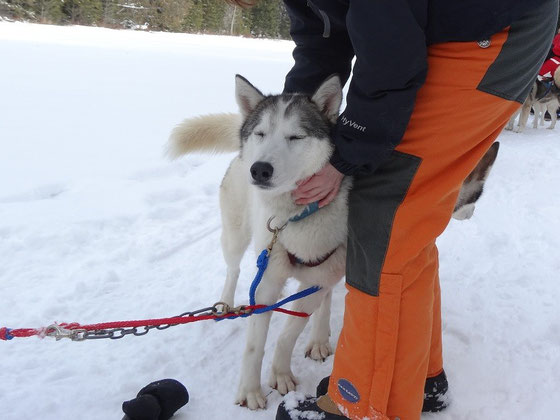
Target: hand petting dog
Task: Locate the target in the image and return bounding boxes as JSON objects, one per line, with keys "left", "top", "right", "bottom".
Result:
{"left": 293, "top": 163, "right": 344, "bottom": 208}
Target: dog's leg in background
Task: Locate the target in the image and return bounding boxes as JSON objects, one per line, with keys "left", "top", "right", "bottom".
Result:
{"left": 505, "top": 107, "right": 520, "bottom": 130}
{"left": 516, "top": 100, "right": 532, "bottom": 132}
{"left": 515, "top": 82, "right": 537, "bottom": 133}
{"left": 504, "top": 105, "right": 521, "bottom": 131}
{"left": 268, "top": 287, "right": 333, "bottom": 395}
{"left": 533, "top": 102, "right": 543, "bottom": 128}
{"left": 547, "top": 99, "right": 559, "bottom": 129}
{"left": 236, "top": 270, "right": 287, "bottom": 409}
{"left": 305, "top": 289, "right": 333, "bottom": 361}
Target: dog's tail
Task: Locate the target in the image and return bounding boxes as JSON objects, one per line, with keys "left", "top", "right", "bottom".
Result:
{"left": 167, "top": 113, "right": 242, "bottom": 158}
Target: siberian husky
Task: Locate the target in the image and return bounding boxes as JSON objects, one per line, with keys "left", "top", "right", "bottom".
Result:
{"left": 506, "top": 75, "right": 560, "bottom": 132}
{"left": 168, "top": 75, "right": 500, "bottom": 409}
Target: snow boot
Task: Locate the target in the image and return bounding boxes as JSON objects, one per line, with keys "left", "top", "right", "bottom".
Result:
{"left": 276, "top": 394, "right": 349, "bottom": 420}
{"left": 122, "top": 379, "right": 189, "bottom": 420}
{"left": 315, "top": 370, "right": 449, "bottom": 413}
{"left": 422, "top": 370, "right": 449, "bottom": 413}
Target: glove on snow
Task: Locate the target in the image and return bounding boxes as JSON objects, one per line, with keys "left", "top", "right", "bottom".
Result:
{"left": 122, "top": 378, "right": 189, "bottom": 420}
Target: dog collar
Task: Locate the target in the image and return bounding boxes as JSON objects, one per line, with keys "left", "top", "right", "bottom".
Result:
{"left": 289, "top": 201, "right": 320, "bottom": 222}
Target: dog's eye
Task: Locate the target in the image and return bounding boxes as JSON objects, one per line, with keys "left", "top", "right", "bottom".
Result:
{"left": 288, "top": 135, "right": 306, "bottom": 141}
{"left": 255, "top": 131, "right": 265, "bottom": 138}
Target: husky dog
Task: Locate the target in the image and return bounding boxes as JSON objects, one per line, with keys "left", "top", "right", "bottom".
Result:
{"left": 168, "top": 75, "right": 500, "bottom": 409}
{"left": 506, "top": 77, "right": 560, "bottom": 132}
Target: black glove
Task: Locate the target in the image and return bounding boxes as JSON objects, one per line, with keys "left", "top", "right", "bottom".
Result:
{"left": 122, "top": 379, "right": 189, "bottom": 420}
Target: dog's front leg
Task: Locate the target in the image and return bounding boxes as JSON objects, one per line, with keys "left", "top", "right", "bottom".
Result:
{"left": 269, "top": 286, "right": 332, "bottom": 395}
{"left": 235, "top": 272, "right": 285, "bottom": 410}
{"left": 306, "top": 288, "right": 333, "bottom": 361}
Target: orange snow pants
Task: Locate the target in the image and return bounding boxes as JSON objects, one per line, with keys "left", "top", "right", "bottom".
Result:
{"left": 328, "top": 2, "right": 558, "bottom": 419}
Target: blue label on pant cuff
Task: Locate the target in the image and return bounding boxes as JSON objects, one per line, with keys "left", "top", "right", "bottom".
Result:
{"left": 337, "top": 378, "right": 360, "bottom": 403}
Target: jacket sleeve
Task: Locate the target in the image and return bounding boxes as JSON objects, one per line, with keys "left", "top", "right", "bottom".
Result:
{"left": 283, "top": 0, "right": 354, "bottom": 95}
{"left": 285, "top": 0, "right": 429, "bottom": 176}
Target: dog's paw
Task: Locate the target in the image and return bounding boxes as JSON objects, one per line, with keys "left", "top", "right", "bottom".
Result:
{"left": 514, "top": 127, "right": 524, "bottom": 133}
{"left": 305, "top": 341, "right": 333, "bottom": 361}
{"left": 268, "top": 371, "right": 298, "bottom": 395}
{"left": 504, "top": 125, "right": 513, "bottom": 131}
{"left": 235, "top": 388, "right": 267, "bottom": 410}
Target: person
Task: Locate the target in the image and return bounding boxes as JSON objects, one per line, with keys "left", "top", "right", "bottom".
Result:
{"left": 540, "top": 28, "right": 560, "bottom": 120}
{"left": 538, "top": 30, "right": 560, "bottom": 80}
{"left": 544, "top": 28, "right": 560, "bottom": 60}
{"left": 228, "top": 1, "right": 558, "bottom": 419}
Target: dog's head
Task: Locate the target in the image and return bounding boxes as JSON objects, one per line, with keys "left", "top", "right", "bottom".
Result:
{"left": 452, "top": 142, "right": 500, "bottom": 220}
{"left": 235, "top": 74, "right": 342, "bottom": 195}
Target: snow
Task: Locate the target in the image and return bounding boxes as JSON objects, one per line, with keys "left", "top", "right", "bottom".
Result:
{"left": 1, "top": 22, "right": 559, "bottom": 420}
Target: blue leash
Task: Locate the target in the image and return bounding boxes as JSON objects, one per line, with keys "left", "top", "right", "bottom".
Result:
{"left": 249, "top": 249, "right": 320, "bottom": 311}
{"left": 248, "top": 203, "right": 322, "bottom": 310}
{"left": 215, "top": 248, "right": 319, "bottom": 321}
{"left": 218, "top": 203, "right": 322, "bottom": 320}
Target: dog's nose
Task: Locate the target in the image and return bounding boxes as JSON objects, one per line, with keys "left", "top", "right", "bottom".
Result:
{"left": 250, "top": 161, "right": 274, "bottom": 183}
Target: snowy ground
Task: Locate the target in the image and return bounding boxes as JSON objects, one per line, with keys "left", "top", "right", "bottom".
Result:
{"left": 1, "top": 22, "right": 559, "bottom": 420}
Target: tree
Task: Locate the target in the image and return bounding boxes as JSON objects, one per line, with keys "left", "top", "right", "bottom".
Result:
{"left": 62, "top": 0, "right": 103, "bottom": 25}
{"left": 183, "top": 0, "right": 203, "bottom": 32}
{"left": 201, "top": 0, "right": 226, "bottom": 34}
{"left": 278, "top": 3, "right": 291, "bottom": 39}
{"left": 34, "top": 0, "right": 64, "bottom": 24}
{"left": 250, "top": 0, "right": 280, "bottom": 38}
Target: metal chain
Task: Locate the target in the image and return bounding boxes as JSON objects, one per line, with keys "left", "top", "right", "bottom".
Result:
{"left": 45, "top": 302, "right": 253, "bottom": 342}
{"left": 44, "top": 217, "right": 287, "bottom": 342}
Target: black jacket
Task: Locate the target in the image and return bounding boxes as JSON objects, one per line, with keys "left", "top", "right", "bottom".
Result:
{"left": 283, "top": 0, "right": 549, "bottom": 175}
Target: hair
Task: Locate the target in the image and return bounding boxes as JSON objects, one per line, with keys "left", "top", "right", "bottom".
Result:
{"left": 225, "top": 0, "right": 259, "bottom": 7}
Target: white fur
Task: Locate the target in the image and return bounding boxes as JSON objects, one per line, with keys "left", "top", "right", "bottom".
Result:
{"left": 167, "top": 113, "right": 241, "bottom": 158}
{"left": 169, "top": 76, "right": 347, "bottom": 410}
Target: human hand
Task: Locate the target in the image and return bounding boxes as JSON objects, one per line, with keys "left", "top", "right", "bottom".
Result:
{"left": 292, "top": 163, "right": 344, "bottom": 208}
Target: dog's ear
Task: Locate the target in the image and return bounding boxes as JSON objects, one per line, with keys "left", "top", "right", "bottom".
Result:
{"left": 311, "top": 75, "right": 343, "bottom": 123}
{"left": 452, "top": 142, "right": 500, "bottom": 220}
{"left": 235, "top": 75, "right": 265, "bottom": 117}
{"left": 469, "top": 141, "right": 500, "bottom": 183}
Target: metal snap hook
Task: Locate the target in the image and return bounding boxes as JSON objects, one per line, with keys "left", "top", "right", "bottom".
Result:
{"left": 267, "top": 216, "right": 287, "bottom": 233}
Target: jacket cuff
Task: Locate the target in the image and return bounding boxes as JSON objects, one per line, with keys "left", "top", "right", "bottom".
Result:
{"left": 329, "top": 148, "right": 361, "bottom": 176}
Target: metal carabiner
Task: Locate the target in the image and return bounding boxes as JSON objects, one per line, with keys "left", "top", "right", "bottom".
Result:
{"left": 45, "top": 324, "right": 86, "bottom": 341}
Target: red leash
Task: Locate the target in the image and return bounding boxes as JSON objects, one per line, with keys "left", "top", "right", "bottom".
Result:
{"left": 0, "top": 304, "right": 310, "bottom": 342}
